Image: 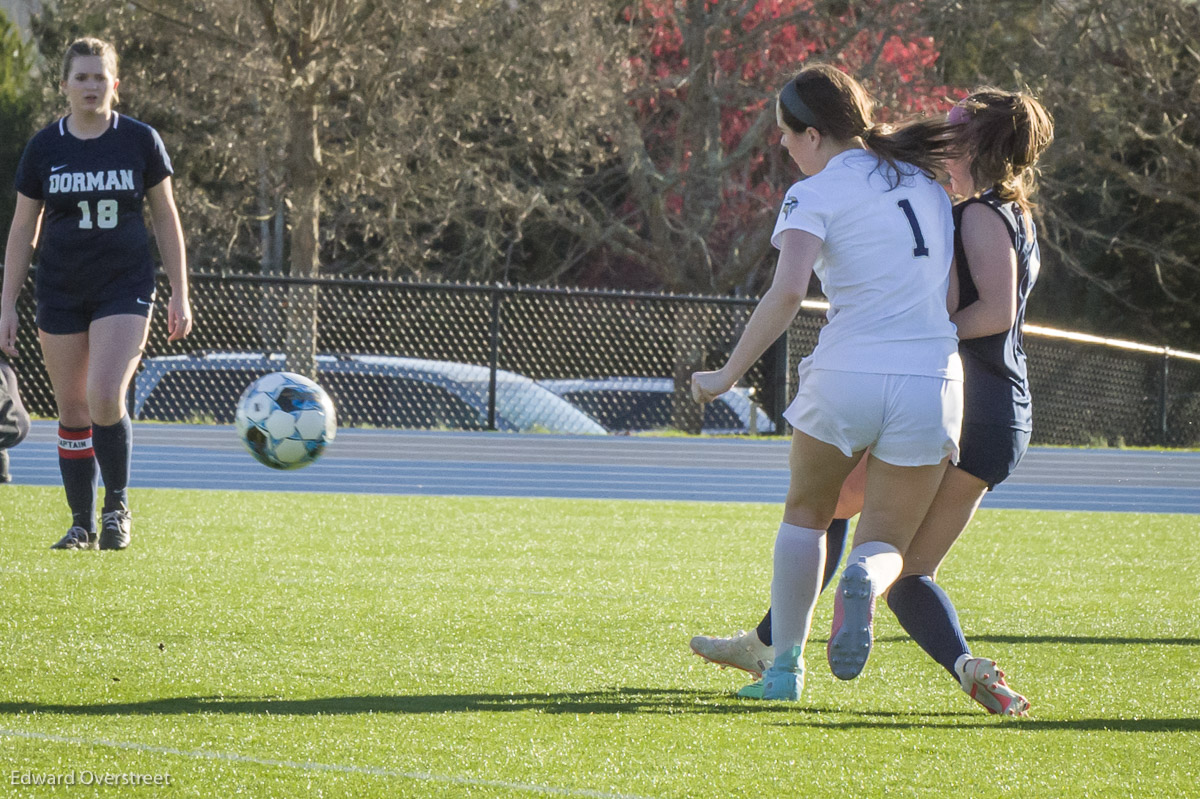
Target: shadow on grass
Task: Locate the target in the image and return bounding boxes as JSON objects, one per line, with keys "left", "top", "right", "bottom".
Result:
{"left": 2, "top": 689, "right": 1198, "bottom": 732}
{"left": 0, "top": 688, "right": 789, "bottom": 718}
{"left": 969, "top": 634, "right": 1200, "bottom": 646}
{"left": 873, "top": 635, "right": 1200, "bottom": 646}
{"left": 769, "top": 715, "right": 1200, "bottom": 732}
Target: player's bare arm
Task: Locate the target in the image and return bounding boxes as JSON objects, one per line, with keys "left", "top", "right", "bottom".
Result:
{"left": 0, "top": 193, "right": 45, "bottom": 357}
{"left": 691, "top": 229, "right": 820, "bottom": 404}
{"left": 949, "top": 202, "right": 1017, "bottom": 339}
{"left": 146, "top": 177, "right": 192, "bottom": 341}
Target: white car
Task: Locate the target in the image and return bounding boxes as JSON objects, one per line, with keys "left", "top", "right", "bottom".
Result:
{"left": 539, "top": 376, "right": 775, "bottom": 435}
{"left": 134, "top": 352, "right": 607, "bottom": 435}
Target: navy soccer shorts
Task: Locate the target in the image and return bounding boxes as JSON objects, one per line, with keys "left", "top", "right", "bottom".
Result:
{"left": 37, "top": 292, "right": 155, "bottom": 335}
{"left": 955, "top": 423, "right": 1031, "bottom": 489}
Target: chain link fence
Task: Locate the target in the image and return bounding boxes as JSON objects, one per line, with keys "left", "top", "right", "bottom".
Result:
{"left": 6, "top": 272, "right": 1199, "bottom": 447}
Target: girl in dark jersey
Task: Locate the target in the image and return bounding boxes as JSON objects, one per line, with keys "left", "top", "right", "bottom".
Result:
{"left": 690, "top": 88, "right": 1054, "bottom": 715}
{"left": 886, "top": 88, "right": 1053, "bottom": 715}
{"left": 0, "top": 38, "right": 192, "bottom": 550}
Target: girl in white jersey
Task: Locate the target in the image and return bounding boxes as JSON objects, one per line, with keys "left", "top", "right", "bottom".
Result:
{"left": 691, "top": 64, "right": 962, "bottom": 701}
{"left": 691, "top": 88, "right": 1054, "bottom": 716}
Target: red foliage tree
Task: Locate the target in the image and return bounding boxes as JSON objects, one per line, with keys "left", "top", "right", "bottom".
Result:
{"left": 588, "top": 0, "right": 961, "bottom": 294}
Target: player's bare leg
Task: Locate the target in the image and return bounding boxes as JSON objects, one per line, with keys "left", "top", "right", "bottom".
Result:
{"left": 693, "top": 457, "right": 864, "bottom": 689}
{"left": 828, "top": 453, "right": 948, "bottom": 679}
{"left": 87, "top": 313, "right": 150, "bottom": 550}
{"left": 744, "top": 432, "right": 863, "bottom": 700}
{"left": 40, "top": 330, "right": 98, "bottom": 548}
{"left": 86, "top": 314, "right": 148, "bottom": 426}
{"left": 889, "top": 465, "right": 1029, "bottom": 714}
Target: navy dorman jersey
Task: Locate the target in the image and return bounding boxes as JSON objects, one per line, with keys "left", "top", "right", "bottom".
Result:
{"left": 14, "top": 113, "right": 173, "bottom": 305}
{"left": 953, "top": 190, "right": 1040, "bottom": 431}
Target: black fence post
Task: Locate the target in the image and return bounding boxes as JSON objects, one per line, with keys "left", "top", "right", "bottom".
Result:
{"left": 763, "top": 330, "right": 790, "bottom": 432}
{"left": 487, "top": 288, "right": 501, "bottom": 432}
{"left": 1160, "top": 352, "right": 1170, "bottom": 447}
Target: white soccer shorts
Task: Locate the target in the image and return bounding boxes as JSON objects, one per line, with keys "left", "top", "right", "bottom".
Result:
{"left": 784, "top": 362, "right": 962, "bottom": 467}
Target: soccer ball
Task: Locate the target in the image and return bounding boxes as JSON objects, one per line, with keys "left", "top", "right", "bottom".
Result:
{"left": 235, "top": 372, "right": 336, "bottom": 470}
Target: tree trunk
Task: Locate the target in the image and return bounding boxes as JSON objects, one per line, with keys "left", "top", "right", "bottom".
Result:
{"left": 259, "top": 153, "right": 286, "bottom": 353}
{"left": 285, "top": 97, "right": 321, "bottom": 379}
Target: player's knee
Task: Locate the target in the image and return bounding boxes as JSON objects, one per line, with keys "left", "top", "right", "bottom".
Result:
{"left": 55, "top": 397, "right": 90, "bottom": 426}
{"left": 86, "top": 394, "right": 127, "bottom": 426}
{"left": 781, "top": 494, "right": 838, "bottom": 530}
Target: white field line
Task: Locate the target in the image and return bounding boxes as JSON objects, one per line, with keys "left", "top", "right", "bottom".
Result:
{"left": 0, "top": 727, "right": 655, "bottom": 799}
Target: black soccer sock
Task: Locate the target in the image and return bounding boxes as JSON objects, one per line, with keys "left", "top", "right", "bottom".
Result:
{"left": 58, "top": 424, "right": 98, "bottom": 531}
{"left": 886, "top": 574, "right": 970, "bottom": 680}
{"left": 93, "top": 416, "right": 133, "bottom": 512}
{"left": 755, "top": 518, "right": 851, "bottom": 647}
{"left": 822, "top": 518, "right": 849, "bottom": 590}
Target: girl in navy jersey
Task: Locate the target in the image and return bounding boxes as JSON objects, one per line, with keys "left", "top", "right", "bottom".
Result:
{"left": 691, "top": 64, "right": 963, "bottom": 702}
{"left": 0, "top": 37, "right": 192, "bottom": 550}
{"left": 886, "top": 88, "right": 1053, "bottom": 714}
{"left": 691, "top": 88, "right": 1054, "bottom": 715}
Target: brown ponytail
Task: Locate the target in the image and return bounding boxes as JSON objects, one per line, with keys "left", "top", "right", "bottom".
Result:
{"left": 953, "top": 88, "right": 1055, "bottom": 212}
{"left": 779, "top": 64, "right": 957, "bottom": 187}
{"left": 863, "top": 120, "right": 958, "bottom": 185}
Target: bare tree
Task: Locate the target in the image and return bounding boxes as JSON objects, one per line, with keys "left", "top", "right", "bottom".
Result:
{"left": 33, "top": 0, "right": 615, "bottom": 371}
{"left": 558, "top": 0, "right": 955, "bottom": 295}
{"left": 1033, "top": 0, "right": 1200, "bottom": 346}
{"left": 924, "top": 0, "right": 1200, "bottom": 349}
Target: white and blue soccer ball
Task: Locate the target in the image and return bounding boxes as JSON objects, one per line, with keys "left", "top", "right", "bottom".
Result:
{"left": 235, "top": 372, "right": 336, "bottom": 470}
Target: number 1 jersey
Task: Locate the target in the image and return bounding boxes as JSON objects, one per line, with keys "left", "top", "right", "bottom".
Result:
{"left": 14, "top": 113, "right": 173, "bottom": 306}
{"left": 771, "top": 149, "right": 959, "bottom": 381}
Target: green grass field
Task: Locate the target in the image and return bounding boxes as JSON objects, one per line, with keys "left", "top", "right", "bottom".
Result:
{"left": 1, "top": 487, "right": 1198, "bottom": 798}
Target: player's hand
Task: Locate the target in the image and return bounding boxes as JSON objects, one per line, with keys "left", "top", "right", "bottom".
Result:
{"left": 691, "top": 369, "right": 733, "bottom": 404}
{"left": 0, "top": 310, "right": 17, "bottom": 358}
{"left": 167, "top": 294, "right": 193, "bottom": 342}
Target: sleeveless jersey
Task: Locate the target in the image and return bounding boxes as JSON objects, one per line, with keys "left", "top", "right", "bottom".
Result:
{"left": 14, "top": 113, "right": 173, "bottom": 306}
{"left": 953, "top": 190, "right": 1040, "bottom": 430}
{"left": 771, "top": 149, "right": 960, "bottom": 380}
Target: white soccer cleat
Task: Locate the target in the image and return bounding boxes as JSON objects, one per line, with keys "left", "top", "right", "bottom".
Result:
{"left": 955, "top": 656, "right": 1030, "bottom": 716}
{"left": 689, "top": 629, "right": 773, "bottom": 678}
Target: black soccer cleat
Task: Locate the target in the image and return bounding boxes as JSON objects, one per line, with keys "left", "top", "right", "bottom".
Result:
{"left": 99, "top": 507, "right": 132, "bottom": 551}
{"left": 51, "top": 526, "right": 98, "bottom": 550}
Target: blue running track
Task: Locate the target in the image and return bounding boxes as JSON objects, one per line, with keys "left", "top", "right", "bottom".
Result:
{"left": 4, "top": 422, "right": 1199, "bottom": 513}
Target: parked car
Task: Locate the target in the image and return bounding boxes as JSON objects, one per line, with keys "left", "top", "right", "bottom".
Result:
{"left": 133, "top": 352, "right": 607, "bottom": 435}
{"left": 539, "top": 377, "right": 775, "bottom": 435}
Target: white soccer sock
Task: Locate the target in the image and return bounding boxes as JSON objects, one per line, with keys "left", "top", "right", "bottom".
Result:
{"left": 769, "top": 523, "right": 826, "bottom": 665}
{"left": 845, "top": 540, "right": 903, "bottom": 598}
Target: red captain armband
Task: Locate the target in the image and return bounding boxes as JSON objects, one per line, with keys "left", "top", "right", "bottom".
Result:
{"left": 58, "top": 425, "right": 94, "bottom": 459}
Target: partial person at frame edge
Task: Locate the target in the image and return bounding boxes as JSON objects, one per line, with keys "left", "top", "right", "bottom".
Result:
{"left": 0, "top": 354, "right": 31, "bottom": 482}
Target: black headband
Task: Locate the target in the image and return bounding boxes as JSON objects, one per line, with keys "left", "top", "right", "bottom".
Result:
{"left": 779, "top": 81, "right": 821, "bottom": 130}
